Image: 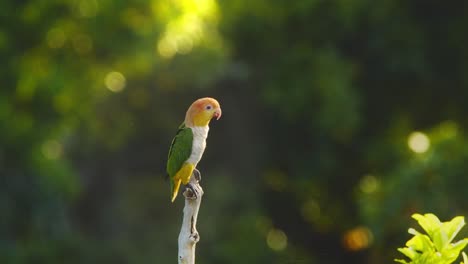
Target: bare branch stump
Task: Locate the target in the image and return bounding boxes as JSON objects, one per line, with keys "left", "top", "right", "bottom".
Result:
{"left": 178, "top": 170, "right": 203, "bottom": 264}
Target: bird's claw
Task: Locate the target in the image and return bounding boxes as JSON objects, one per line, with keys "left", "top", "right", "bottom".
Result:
{"left": 183, "top": 169, "right": 201, "bottom": 199}
{"left": 185, "top": 183, "right": 198, "bottom": 200}
{"left": 193, "top": 168, "right": 201, "bottom": 182}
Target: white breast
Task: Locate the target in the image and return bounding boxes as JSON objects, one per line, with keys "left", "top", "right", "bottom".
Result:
{"left": 187, "top": 126, "right": 209, "bottom": 166}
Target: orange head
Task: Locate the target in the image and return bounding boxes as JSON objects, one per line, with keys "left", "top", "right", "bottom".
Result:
{"left": 184, "top": 97, "right": 222, "bottom": 127}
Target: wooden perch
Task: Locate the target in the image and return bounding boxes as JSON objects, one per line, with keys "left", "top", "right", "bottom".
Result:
{"left": 178, "top": 170, "right": 203, "bottom": 264}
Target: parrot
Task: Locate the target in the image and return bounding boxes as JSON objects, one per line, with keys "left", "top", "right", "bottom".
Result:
{"left": 166, "top": 97, "right": 222, "bottom": 202}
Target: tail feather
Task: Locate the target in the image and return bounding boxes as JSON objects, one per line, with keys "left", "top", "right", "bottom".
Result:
{"left": 171, "top": 178, "right": 182, "bottom": 202}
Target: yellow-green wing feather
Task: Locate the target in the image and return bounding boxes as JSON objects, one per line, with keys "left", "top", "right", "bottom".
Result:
{"left": 166, "top": 123, "right": 193, "bottom": 196}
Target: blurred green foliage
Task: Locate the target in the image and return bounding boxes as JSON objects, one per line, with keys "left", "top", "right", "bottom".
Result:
{"left": 2, "top": 0, "right": 468, "bottom": 263}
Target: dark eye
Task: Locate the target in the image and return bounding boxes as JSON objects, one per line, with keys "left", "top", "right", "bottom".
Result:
{"left": 205, "top": 105, "right": 212, "bottom": 110}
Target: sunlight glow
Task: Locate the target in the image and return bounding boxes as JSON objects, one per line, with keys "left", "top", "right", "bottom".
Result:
{"left": 408, "top": 131, "right": 430, "bottom": 153}
{"left": 157, "top": 38, "right": 177, "bottom": 58}
{"left": 155, "top": 0, "right": 219, "bottom": 58}
{"left": 343, "top": 226, "right": 373, "bottom": 251}
{"left": 105, "top": 71, "right": 126, "bottom": 92}
{"left": 267, "top": 228, "right": 288, "bottom": 251}
{"left": 42, "top": 140, "right": 63, "bottom": 160}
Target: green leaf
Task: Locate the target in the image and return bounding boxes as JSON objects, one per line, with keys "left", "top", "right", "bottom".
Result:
{"left": 443, "top": 238, "right": 468, "bottom": 262}
{"left": 408, "top": 228, "right": 421, "bottom": 236}
{"left": 397, "top": 214, "right": 468, "bottom": 264}
{"left": 412, "top": 213, "right": 441, "bottom": 239}
{"left": 406, "top": 234, "right": 435, "bottom": 252}
{"left": 398, "top": 247, "right": 419, "bottom": 260}
{"left": 395, "top": 259, "right": 410, "bottom": 264}
{"left": 433, "top": 226, "right": 450, "bottom": 252}
{"left": 445, "top": 217, "right": 466, "bottom": 244}
{"left": 432, "top": 216, "right": 466, "bottom": 252}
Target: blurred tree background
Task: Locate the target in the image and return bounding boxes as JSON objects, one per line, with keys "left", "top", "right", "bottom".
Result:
{"left": 2, "top": 0, "right": 468, "bottom": 263}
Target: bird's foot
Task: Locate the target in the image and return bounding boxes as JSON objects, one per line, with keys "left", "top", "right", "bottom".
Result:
{"left": 193, "top": 168, "right": 201, "bottom": 182}
{"left": 184, "top": 183, "right": 198, "bottom": 200}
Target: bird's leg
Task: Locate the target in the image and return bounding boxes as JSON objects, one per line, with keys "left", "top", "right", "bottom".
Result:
{"left": 183, "top": 184, "right": 197, "bottom": 200}
{"left": 183, "top": 169, "right": 202, "bottom": 200}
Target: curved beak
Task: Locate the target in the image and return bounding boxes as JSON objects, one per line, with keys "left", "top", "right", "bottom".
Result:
{"left": 213, "top": 108, "right": 222, "bottom": 120}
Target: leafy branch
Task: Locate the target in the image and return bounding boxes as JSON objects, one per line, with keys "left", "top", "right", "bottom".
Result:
{"left": 396, "top": 213, "right": 468, "bottom": 264}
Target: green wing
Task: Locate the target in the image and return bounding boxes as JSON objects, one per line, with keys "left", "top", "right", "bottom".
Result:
{"left": 166, "top": 123, "right": 193, "bottom": 178}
